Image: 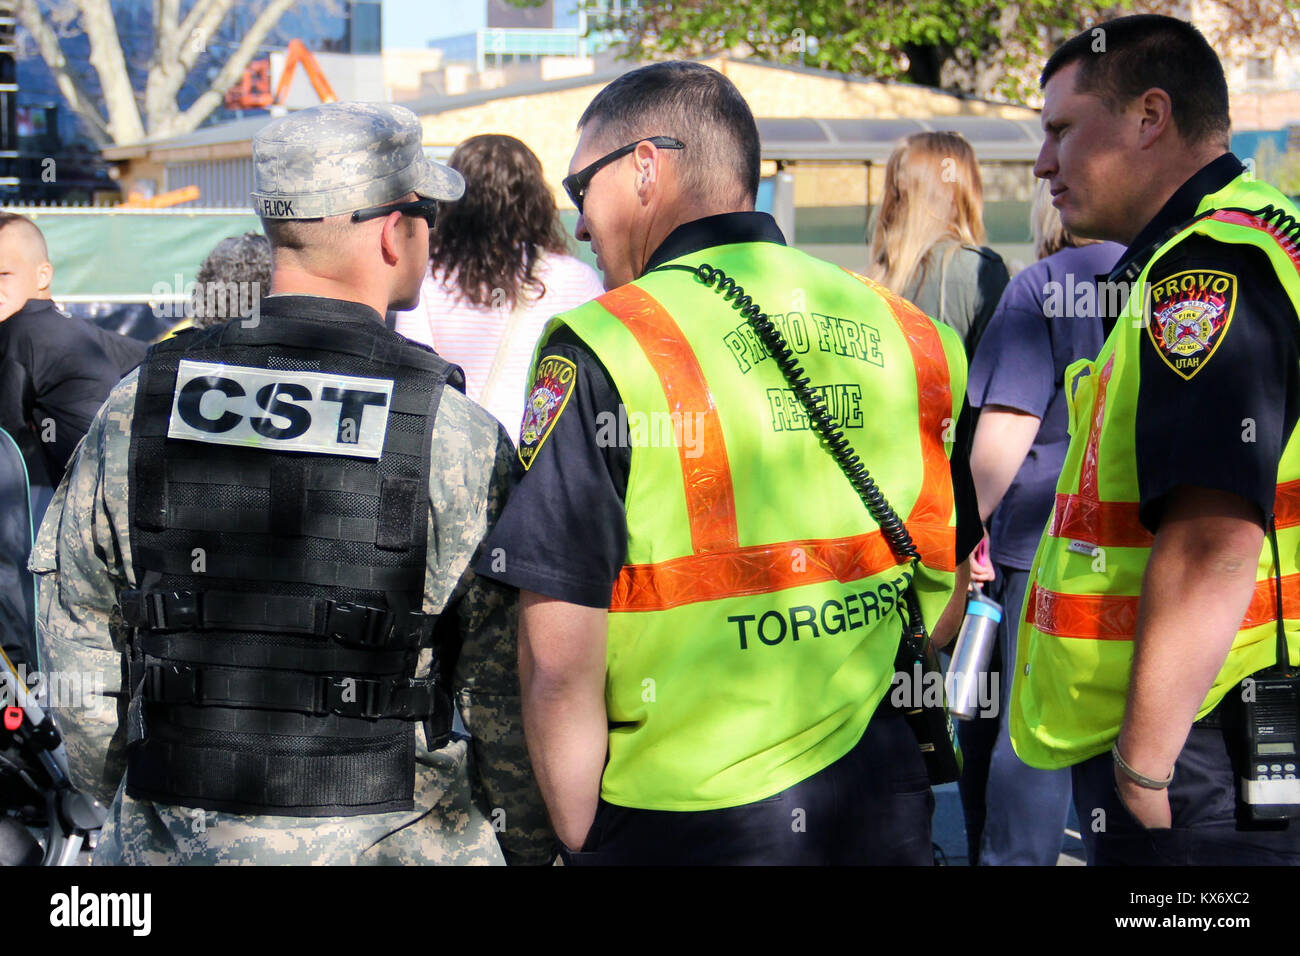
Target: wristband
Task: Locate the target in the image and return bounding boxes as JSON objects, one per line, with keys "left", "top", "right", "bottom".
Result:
{"left": 1112, "top": 743, "right": 1174, "bottom": 790}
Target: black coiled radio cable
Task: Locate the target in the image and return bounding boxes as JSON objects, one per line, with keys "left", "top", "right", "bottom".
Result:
{"left": 649, "top": 261, "right": 961, "bottom": 783}
{"left": 1249, "top": 204, "right": 1300, "bottom": 246}
{"left": 652, "top": 263, "right": 920, "bottom": 563}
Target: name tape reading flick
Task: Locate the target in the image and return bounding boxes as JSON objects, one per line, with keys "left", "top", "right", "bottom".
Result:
{"left": 167, "top": 359, "right": 395, "bottom": 459}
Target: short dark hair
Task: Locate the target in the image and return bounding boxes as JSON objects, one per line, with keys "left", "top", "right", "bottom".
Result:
{"left": 0, "top": 212, "right": 48, "bottom": 261}
{"left": 578, "top": 61, "right": 761, "bottom": 206}
{"left": 1041, "top": 15, "right": 1230, "bottom": 148}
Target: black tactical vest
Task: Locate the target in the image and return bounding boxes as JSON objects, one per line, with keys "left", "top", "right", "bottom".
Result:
{"left": 121, "top": 301, "right": 461, "bottom": 816}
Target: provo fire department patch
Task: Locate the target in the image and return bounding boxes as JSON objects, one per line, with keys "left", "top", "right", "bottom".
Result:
{"left": 1146, "top": 269, "right": 1237, "bottom": 380}
{"left": 518, "top": 355, "right": 576, "bottom": 469}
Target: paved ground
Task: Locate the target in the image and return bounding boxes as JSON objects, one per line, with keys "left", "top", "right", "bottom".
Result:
{"left": 932, "top": 780, "right": 1087, "bottom": 865}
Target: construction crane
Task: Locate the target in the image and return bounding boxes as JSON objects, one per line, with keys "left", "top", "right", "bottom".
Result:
{"left": 224, "top": 39, "right": 338, "bottom": 111}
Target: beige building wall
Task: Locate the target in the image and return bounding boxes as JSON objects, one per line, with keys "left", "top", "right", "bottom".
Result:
{"left": 715, "top": 59, "right": 1039, "bottom": 122}
{"left": 1190, "top": 0, "right": 1300, "bottom": 131}
{"left": 417, "top": 79, "right": 609, "bottom": 202}
{"left": 1233, "top": 90, "right": 1300, "bottom": 132}
{"left": 383, "top": 49, "right": 446, "bottom": 101}
{"left": 796, "top": 164, "right": 868, "bottom": 208}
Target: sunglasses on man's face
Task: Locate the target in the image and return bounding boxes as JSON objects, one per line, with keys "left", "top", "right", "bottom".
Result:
{"left": 562, "top": 136, "right": 685, "bottom": 214}
{"left": 351, "top": 196, "right": 439, "bottom": 227}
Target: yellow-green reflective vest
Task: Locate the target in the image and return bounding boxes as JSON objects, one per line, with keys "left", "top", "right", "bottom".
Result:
{"left": 535, "top": 241, "right": 966, "bottom": 810}
{"left": 1011, "top": 173, "right": 1300, "bottom": 770}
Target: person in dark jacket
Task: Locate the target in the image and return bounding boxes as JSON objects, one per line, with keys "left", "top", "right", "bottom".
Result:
{"left": 0, "top": 213, "right": 139, "bottom": 507}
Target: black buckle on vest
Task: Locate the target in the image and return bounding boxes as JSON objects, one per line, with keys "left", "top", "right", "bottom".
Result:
{"left": 326, "top": 602, "right": 396, "bottom": 649}
{"left": 319, "top": 676, "right": 388, "bottom": 719}
{"left": 145, "top": 661, "right": 201, "bottom": 704}
{"left": 122, "top": 590, "right": 201, "bottom": 631}
{"left": 392, "top": 677, "right": 439, "bottom": 721}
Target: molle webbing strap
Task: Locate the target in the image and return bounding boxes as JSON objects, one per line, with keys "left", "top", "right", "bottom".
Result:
{"left": 127, "top": 733, "right": 416, "bottom": 817}
{"left": 120, "top": 589, "right": 428, "bottom": 650}
{"left": 163, "top": 458, "right": 382, "bottom": 494}
{"left": 166, "top": 506, "right": 377, "bottom": 542}
{"left": 132, "top": 546, "right": 425, "bottom": 591}
{"left": 269, "top": 459, "right": 308, "bottom": 538}
{"left": 377, "top": 477, "right": 420, "bottom": 551}
{"left": 210, "top": 313, "right": 444, "bottom": 370}
{"left": 140, "top": 632, "right": 410, "bottom": 674}
{"left": 142, "top": 660, "right": 438, "bottom": 721}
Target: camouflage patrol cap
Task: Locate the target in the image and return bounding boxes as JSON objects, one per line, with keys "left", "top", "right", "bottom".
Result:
{"left": 251, "top": 101, "right": 464, "bottom": 220}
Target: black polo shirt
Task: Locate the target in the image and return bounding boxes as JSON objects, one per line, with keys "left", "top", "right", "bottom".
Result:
{"left": 0, "top": 298, "right": 125, "bottom": 482}
{"left": 477, "top": 211, "right": 982, "bottom": 607}
{"left": 1105, "top": 153, "right": 1300, "bottom": 532}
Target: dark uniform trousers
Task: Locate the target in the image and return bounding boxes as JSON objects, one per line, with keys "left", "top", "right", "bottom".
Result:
{"left": 1072, "top": 692, "right": 1300, "bottom": 865}
{"left": 563, "top": 699, "right": 935, "bottom": 865}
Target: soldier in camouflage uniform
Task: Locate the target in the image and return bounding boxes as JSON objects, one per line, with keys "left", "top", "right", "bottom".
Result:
{"left": 30, "top": 102, "right": 556, "bottom": 865}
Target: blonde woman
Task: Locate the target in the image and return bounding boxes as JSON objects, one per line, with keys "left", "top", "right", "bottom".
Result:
{"left": 867, "top": 131, "right": 1010, "bottom": 355}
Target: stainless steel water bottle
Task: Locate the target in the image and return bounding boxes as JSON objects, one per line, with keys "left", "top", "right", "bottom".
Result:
{"left": 945, "top": 585, "right": 1002, "bottom": 721}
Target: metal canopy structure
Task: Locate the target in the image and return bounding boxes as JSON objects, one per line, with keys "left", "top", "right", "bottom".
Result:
{"left": 756, "top": 115, "right": 1044, "bottom": 163}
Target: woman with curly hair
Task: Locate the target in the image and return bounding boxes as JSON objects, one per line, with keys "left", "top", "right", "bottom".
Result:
{"left": 397, "top": 134, "right": 603, "bottom": 430}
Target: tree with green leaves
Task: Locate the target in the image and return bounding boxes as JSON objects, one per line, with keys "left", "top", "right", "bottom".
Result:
{"left": 578, "top": 0, "right": 1300, "bottom": 105}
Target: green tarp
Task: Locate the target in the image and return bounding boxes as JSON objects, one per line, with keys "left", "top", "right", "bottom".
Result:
{"left": 7, "top": 210, "right": 263, "bottom": 299}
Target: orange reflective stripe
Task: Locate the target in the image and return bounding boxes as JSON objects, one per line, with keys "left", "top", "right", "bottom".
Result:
{"left": 604, "top": 275, "right": 955, "bottom": 613}
{"left": 1277, "top": 478, "right": 1300, "bottom": 530}
{"left": 1206, "top": 209, "right": 1300, "bottom": 273}
{"left": 1025, "top": 575, "right": 1300, "bottom": 640}
{"left": 611, "top": 522, "right": 955, "bottom": 612}
{"left": 1048, "top": 353, "right": 1300, "bottom": 548}
{"left": 1049, "top": 494, "right": 1153, "bottom": 548}
{"left": 1028, "top": 206, "right": 1300, "bottom": 639}
{"left": 1051, "top": 478, "right": 1300, "bottom": 549}
{"left": 1023, "top": 582, "right": 1139, "bottom": 641}
{"left": 598, "top": 284, "right": 738, "bottom": 554}
{"left": 841, "top": 269, "right": 955, "bottom": 535}
{"left": 1047, "top": 355, "right": 1156, "bottom": 549}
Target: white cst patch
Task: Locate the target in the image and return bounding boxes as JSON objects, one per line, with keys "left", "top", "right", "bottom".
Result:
{"left": 168, "top": 359, "right": 394, "bottom": 458}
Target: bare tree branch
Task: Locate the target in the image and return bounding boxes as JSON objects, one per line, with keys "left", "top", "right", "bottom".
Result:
{"left": 176, "top": 0, "right": 220, "bottom": 48}
{"left": 174, "top": 0, "right": 234, "bottom": 80}
{"left": 155, "top": 0, "right": 179, "bottom": 58}
{"left": 13, "top": 0, "right": 110, "bottom": 145}
{"left": 164, "top": 0, "right": 298, "bottom": 139}
{"left": 77, "top": 0, "right": 146, "bottom": 143}
{"left": 146, "top": 0, "right": 234, "bottom": 130}
{"left": 144, "top": 0, "right": 184, "bottom": 129}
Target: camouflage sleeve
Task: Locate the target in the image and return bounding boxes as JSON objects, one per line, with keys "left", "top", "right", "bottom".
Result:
{"left": 425, "top": 391, "right": 557, "bottom": 866}
{"left": 29, "top": 371, "right": 138, "bottom": 806}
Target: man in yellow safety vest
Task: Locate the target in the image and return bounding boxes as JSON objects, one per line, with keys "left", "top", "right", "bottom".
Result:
{"left": 477, "top": 61, "right": 982, "bottom": 864}
{"left": 1013, "top": 14, "right": 1300, "bottom": 864}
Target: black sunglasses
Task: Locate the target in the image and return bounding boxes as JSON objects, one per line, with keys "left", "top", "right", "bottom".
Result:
{"left": 562, "top": 136, "right": 685, "bottom": 213}
{"left": 351, "top": 196, "right": 439, "bottom": 227}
